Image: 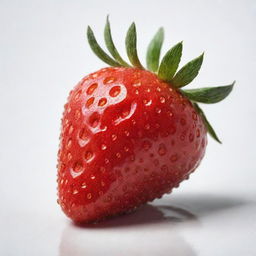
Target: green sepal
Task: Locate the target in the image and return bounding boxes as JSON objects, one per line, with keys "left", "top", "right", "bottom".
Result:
{"left": 158, "top": 41, "right": 183, "bottom": 82}
{"left": 194, "top": 103, "right": 222, "bottom": 143}
{"left": 146, "top": 27, "right": 164, "bottom": 72}
{"left": 182, "top": 81, "right": 235, "bottom": 104}
{"left": 104, "top": 16, "right": 131, "bottom": 67}
{"left": 87, "top": 26, "right": 121, "bottom": 67}
{"left": 171, "top": 53, "right": 204, "bottom": 88}
{"left": 125, "top": 23, "right": 144, "bottom": 69}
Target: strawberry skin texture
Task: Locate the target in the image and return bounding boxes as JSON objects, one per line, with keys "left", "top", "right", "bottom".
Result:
{"left": 57, "top": 67, "right": 207, "bottom": 223}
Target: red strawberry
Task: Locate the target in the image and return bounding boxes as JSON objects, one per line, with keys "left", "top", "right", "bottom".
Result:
{"left": 57, "top": 18, "right": 234, "bottom": 223}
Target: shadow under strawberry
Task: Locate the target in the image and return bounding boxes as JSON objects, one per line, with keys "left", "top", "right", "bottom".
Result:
{"left": 59, "top": 193, "right": 248, "bottom": 256}
{"left": 72, "top": 193, "right": 246, "bottom": 228}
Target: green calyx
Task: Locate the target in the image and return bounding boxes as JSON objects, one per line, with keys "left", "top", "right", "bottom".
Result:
{"left": 86, "top": 17, "right": 235, "bottom": 143}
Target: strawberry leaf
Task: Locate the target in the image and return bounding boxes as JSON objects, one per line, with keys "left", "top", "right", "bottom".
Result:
{"left": 171, "top": 53, "right": 204, "bottom": 88}
{"left": 182, "top": 82, "right": 235, "bottom": 104}
{"left": 104, "top": 16, "right": 130, "bottom": 67}
{"left": 194, "top": 103, "right": 221, "bottom": 143}
{"left": 125, "top": 23, "right": 144, "bottom": 69}
{"left": 146, "top": 27, "right": 164, "bottom": 72}
{"left": 87, "top": 26, "right": 121, "bottom": 67}
{"left": 158, "top": 42, "right": 183, "bottom": 82}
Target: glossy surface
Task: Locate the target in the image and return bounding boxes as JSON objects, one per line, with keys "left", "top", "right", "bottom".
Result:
{"left": 58, "top": 67, "right": 207, "bottom": 222}
{"left": 1, "top": 0, "right": 256, "bottom": 254}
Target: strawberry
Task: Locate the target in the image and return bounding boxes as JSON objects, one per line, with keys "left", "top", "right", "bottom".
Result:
{"left": 57, "top": 17, "right": 234, "bottom": 223}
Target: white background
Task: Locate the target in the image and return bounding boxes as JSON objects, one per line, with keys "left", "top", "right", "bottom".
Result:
{"left": 1, "top": 0, "right": 256, "bottom": 255}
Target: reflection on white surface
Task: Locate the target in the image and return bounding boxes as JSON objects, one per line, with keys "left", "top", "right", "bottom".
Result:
{"left": 60, "top": 205, "right": 197, "bottom": 256}
{"left": 59, "top": 193, "right": 250, "bottom": 256}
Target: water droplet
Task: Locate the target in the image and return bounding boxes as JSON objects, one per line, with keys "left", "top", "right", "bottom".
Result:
{"left": 86, "top": 97, "right": 94, "bottom": 108}
{"left": 68, "top": 124, "right": 74, "bottom": 135}
{"left": 86, "top": 83, "right": 98, "bottom": 95}
{"left": 145, "top": 124, "right": 150, "bottom": 130}
{"left": 67, "top": 152, "right": 72, "bottom": 161}
{"left": 189, "top": 133, "right": 194, "bottom": 142}
{"left": 73, "top": 189, "right": 78, "bottom": 195}
{"left": 81, "top": 183, "right": 87, "bottom": 189}
{"left": 74, "top": 90, "right": 82, "bottom": 101}
{"left": 64, "top": 119, "right": 69, "bottom": 126}
{"left": 120, "top": 108, "right": 129, "bottom": 118}
{"left": 111, "top": 134, "right": 117, "bottom": 141}
{"left": 196, "top": 129, "right": 200, "bottom": 137}
{"left": 100, "top": 167, "right": 106, "bottom": 173}
{"left": 130, "top": 155, "right": 135, "bottom": 161}
{"left": 89, "top": 113, "right": 100, "bottom": 128}
{"left": 170, "top": 154, "right": 178, "bottom": 162}
{"left": 92, "top": 73, "right": 98, "bottom": 78}
{"left": 169, "top": 111, "right": 173, "bottom": 117}
{"left": 192, "top": 112, "right": 198, "bottom": 121}
{"left": 124, "top": 146, "right": 129, "bottom": 152}
{"left": 133, "top": 80, "right": 141, "bottom": 87}
{"left": 155, "top": 107, "right": 161, "bottom": 114}
{"left": 79, "top": 128, "right": 89, "bottom": 142}
{"left": 109, "top": 86, "right": 121, "bottom": 97}
{"left": 73, "top": 161, "right": 83, "bottom": 172}
{"left": 101, "top": 144, "right": 107, "bottom": 150}
{"left": 158, "top": 143, "right": 167, "bottom": 156}
{"left": 143, "top": 99, "right": 152, "bottom": 106}
{"left": 104, "top": 76, "right": 116, "bottom": 84}
{"left": 75, "top": 109, "right": 81, "bottom": 120}
{"left": 98, "top": 98, "right": 107, "bottom": 106}
{"left": 66, "top": 138, "right": 72, "bottom": 149}
{"left": 160, "top": 96, "right": 166, "bottom": 103}
{"left": 142, "top": 141, "right": 151, "bottom": 151}
{"left": 84, "top": 151, "right": 93, "bottom": 162}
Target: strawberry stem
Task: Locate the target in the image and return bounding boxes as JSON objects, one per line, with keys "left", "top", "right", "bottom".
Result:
{"left": 86, "top": 17, "right": 235, "bottom": 143}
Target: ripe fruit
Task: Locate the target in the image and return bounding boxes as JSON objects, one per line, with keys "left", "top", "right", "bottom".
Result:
{"left": 57, "top": 17, "right": 234, "bottom": 223}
